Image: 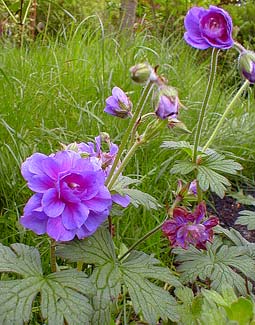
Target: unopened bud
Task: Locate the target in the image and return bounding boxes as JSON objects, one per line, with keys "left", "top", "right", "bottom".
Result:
{"left": 238, "top": 50, "right": 255, "bottom": 84}
{"left": 155, "top": 86, "right": 180, "bottom": 120}
{"left": 130, "top": 63, "right": 157, "bottom": 84}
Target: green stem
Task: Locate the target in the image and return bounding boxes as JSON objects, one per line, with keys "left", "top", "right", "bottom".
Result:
{"left": 50, "top": 239, "right": 57, "bottom": 273}
{"left": 77, "top": 261, "right": 84, "bottom": 271}
{"left": 118, "top": 196, "right": 182, "bottom": 261}
{"left": 192, "top": 48, "right": 219, "bottom": 163}
{"left": 107, "top": 141, "right": 140, "bottom": 190}
{"left": 105, "top": 81, "right": 154, "bottom": 187}
{"left": 202, "top": 80, "right": 250, "bottom": 152}
{"left": 233, "top": 41, "right": 246, "bottom": 53}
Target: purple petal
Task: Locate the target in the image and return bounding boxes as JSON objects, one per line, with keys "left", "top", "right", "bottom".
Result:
{"left": 21, "top": 153, "right": 48, "bottom": 180}
{"left": 47, "top": 216, "right": 76, "bottom": 241}
{"left": 84, "top": 186, "right": 112, "bottom": 212}
{"left": 61, "top": 202, "right": 89, "bottom": 230}
{"left": 111, "top": 194, "right": 130, "bottom": 208}
{"left": 27, "top": 174, "right": 54, "bottom": 193}
{"left": 42, "top": 188, "right": 65, "bottom": 217}
{"left": 194, "top": 201, "right": 206, "bottom": 223}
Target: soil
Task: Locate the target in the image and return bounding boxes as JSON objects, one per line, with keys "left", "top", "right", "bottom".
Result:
{"left": 208, "top": 194, "right": 255, "bottom": 243}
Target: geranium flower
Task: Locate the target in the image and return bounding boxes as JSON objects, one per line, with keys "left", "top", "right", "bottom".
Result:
{"left": 20, "top": 150, "right": 112, "bottom": 241}
{"left": 67, "top": 136, "right": 130, "bottom": 208}
{"left": 155, "top": 86, "right": 180, "bottom": 120}
{"left": 162, "top": 202, "right": 218, "bottom": 249}
{"left": 104, "top": 86, "right": 132, "bottom": 118}
{"left": 184, "top": 6, "right": 233, "bottom": 50}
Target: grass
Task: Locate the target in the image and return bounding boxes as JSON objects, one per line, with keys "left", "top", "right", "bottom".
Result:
{"left": 0, "top": 19, "right": 255, "bottom": 261}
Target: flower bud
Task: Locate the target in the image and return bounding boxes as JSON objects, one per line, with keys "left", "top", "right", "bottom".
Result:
{"left": 238, "top": 50, "right": 255, "bottom": 84}
{"left": 130, "top": 63, "right": 157, "bottom": 84}
{"left": 104, "top": 87, "right": 132, "bottom": 118}
{"left": 155, "top": 86, "right": 180, "bottom": 120}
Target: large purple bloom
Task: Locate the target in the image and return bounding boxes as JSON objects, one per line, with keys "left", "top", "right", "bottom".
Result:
{"left": 184, "top": 6, "right": 233, "bottom": 50}
{"left": 162, "top": 202, "right": 218, "bottom": 249}
{"left": 104, "top": 87, "right": 132, "bottom": 118}
{"left": 20, "top": 150, "right": 112, "bottom": 241}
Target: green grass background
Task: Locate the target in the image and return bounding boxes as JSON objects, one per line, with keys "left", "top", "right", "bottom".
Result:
{"left": 0, "top": 19, "right": 255, "bottom": 265}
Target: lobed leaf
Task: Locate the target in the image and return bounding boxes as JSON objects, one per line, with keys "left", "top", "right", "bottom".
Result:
{"left": 170, "top": 160, "right": 196, "bottom": 175}
{"left": 173, "top": 237, "right": 255, "bottom": 295}
{"left": 0, "top": 243, "right": 94, "bottom": 325}
{"left": 57, "top": 227, "right": 180, "bottom": 324}
{"left": 236, "top": 210, "right": 255, "bottom": 230}
{"left": 120, "top": 188, "right": 161, "bottom": 210}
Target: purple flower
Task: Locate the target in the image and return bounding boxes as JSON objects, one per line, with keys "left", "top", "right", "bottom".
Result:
{"left": 184, "top": 6, "right": 233, "bottom": 50}
{"left": 162, "top": 202, "right": 218, "bottom": 249}
{"left": 104, "top": 87, "right": 132, "bottom": 118}
{"left": 155, "top": 86, "right": 180, "bottom": 120}
{"left": 239, "top": 50, "right": 255, "bottom": 84}
{"left": 67, "top": 135, "right": 130, "bottom": 208}
{"left": 188, "top": 180, "right": 197, "bottom": 196}
{"left": 20, "top": 150, "right": 112, "bottom": 241}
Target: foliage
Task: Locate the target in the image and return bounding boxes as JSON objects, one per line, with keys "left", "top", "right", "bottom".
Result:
{"left": 56, "top": 227, "right": 180, "bottom": 324}
{"left": 173, "top": 234, "right": 255, "bottom": 295}
{"left": 0, "top": 242, "right": 94, "bottom": 324}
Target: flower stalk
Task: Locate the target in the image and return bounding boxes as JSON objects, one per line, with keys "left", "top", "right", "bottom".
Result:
{"left": 105, "top": 81, "right": 154, "bottom": 187}
{"left": 50, "top": 239, "right": 57, "bottom": 273}
{"left": 192, "top": 48, "right": 219, "bottom": 163}
{"left": 202, "top": 79, "right": 250, "bottom": 152}
{"left": 118, "top": 196, "right": 182, "bottom": 261}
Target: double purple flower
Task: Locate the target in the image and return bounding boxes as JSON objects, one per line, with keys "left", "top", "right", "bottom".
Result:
{"left": 184, "top": 5, "right": 233, "bottom": 50}
{"left": 162, "top": 202, "right": 218, "bottom": 249}
{"left": 20, "top": 150, "right": 112, "bottom": 241}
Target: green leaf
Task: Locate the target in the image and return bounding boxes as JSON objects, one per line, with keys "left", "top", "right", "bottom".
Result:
{"left": 161, "top": 140, "right": 193, "bottom": 156}
{"left": 0, "top": 243, "right": 94, "bottom": 325}
{"left": 236, "top": 210, "right": 255, "bottom": 230}
{"left": 173, "top": 237, "right": 255, "bottom": 295}
{"left": 111, "top": 176, "right": 161, "bottom": 210}
{"left": 225, "top": 297, "right": 253, "bottom": 325}
{"left": 170, "top": 160, "right": 196, "bottom": 175}
{"left": 0, "top": 243, "right": 42, "bottom": 276}
{"left": 57, "top": 227, "right": 180, "bottom": 325}
{"left": 229, "top": 190, "right": 255, "bottom": 206}
{"left": 200, "top": 151, "right": 242, "bottom": 175}
{"left": 120, "top": 188, "right": 161, "bottom": 210}
{"left": 121, "top": 251, "right": 180, "bottom": 324}
{"left": 197, "top": 165, "right": 230, "bottom": 198}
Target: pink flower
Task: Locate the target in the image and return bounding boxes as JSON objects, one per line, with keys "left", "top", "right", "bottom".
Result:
{"left": 162, "top": 202, "right": 218, "bottom": 249}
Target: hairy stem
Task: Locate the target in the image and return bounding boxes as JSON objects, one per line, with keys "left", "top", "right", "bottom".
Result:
{"left": 202, "top": 80, "right": 250, "bottom": 152}
{"left": 118, "top": 196, "right": 182, "bottom": 261}
{"left": 50, "top": 239, "right": 57, "bottom": 273}
{"left": 107, "top": 141, "right": 140, "bottom": 190}
{"left": 105, "top": 81, "right": 154, "bottom": 187}
{"left": 192, "top": 48, "right": 219, "bottom": 163}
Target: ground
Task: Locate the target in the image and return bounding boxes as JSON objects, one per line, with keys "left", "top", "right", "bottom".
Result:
{"left": 208, "top": 194, "right": 255, "bottom": 243}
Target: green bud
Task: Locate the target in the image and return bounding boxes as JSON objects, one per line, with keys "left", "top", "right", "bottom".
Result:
{"left": 238, "top": 50, "right": 255, "bottom": 84}
{"left": 130, "top": 63, "right": 157, "bottom": 84}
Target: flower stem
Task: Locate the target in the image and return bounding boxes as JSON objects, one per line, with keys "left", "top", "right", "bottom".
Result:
{"left": 50, "top": 239, "right": 57, "bottom": 273}
{"left": 192, "top": 48, "right": 219, "bottom": 163}
{"left": 105, "top": 81, "right": 154, "bottom": 187}
{"left": 118, "top": 196, "right": 182, "bottom": 261}
{"left": 233, "top": 41, "right": 246, "bottom": 53}
{"left": 107, "top": 141, "right": 140, "bottom": 190}
{"left": 202, "top": 79, "right": 250, "bottom": 152}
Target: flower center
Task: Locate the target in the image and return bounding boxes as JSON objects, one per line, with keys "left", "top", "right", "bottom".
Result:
{"left": 68, "top": 182, "right": 80, "bottom": 189}
{"left": 207, "top": 17, "right": 219, "bottom": 31}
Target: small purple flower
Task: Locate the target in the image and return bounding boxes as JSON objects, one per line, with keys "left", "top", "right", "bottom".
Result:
{"left": 162, "top": 202, "right": 218, "bottom": 249}
{"left": 104, "top": 87, "right": 132, "bottom": 118}
{"left": 239, "top": 50, "right": 255, "bottom": 84}
{"left": 155, "top": 86, "right": 180, "bottom": 120}
{"left": 20, "top": 150, "right": 112, "bottom": 241}
{"left": 184, "top": 5, "right": 233, "bottom": 50}
{"left": 188, "top": 180, "right": 197, "bottom": 196}
{"left": 67, "top": 135, "right": 130, "bottom": 208}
